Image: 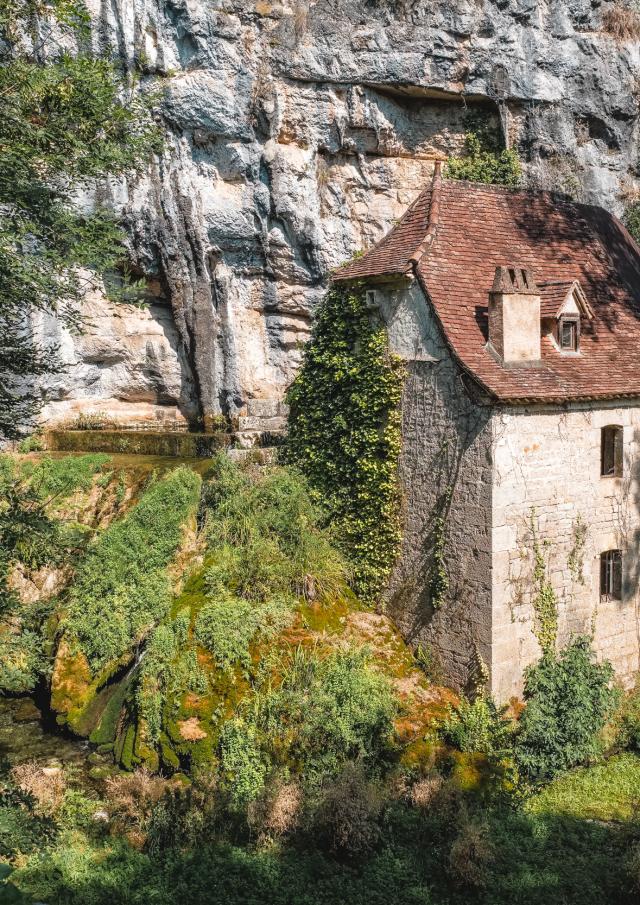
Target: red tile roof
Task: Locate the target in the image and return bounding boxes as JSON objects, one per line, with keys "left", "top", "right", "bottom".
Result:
{"left": 538, "top": 281, "right": 577, "bottom": 318}
{"left": 334, "top": 171, "right": 640, "bottom": 404}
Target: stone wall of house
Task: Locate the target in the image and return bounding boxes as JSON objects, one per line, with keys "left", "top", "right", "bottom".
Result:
{"left": 379, "top": 281, "right": 494, "bottom": 691}
{"left": 491, "top": 401, "right": 640, "bottom": 701}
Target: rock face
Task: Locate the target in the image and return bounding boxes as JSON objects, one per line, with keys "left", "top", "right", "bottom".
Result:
{"left": 39, "top": 0, "right": 640, "bottom": 429}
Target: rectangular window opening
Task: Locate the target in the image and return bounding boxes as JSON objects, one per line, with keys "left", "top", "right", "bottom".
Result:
{"left": 600, "top": 550, "right": 622, "bottom": 601}
{"left": 559, "top": 317, "right": 579, "bottom": 351}
{"left": 601, "top": 425, "right": 623, "bottom": 478}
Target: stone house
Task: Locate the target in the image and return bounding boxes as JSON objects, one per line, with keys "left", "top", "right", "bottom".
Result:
{"left": 335, "top": 162, "right": 640, "bottom": 702}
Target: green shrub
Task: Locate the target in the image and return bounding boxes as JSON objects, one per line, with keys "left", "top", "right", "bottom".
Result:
{"left": 284, "top": 286, "right": 404, "bottom": 600}
{"left": 0, "top": 628, "right": 46, "bottom": 693}
{"left": 203, "top": 456, "right": 348, "bottom": 602}
{"left": 220, "top": 648, "right": 398, "bottom": 807}
{"left": 442, "top": 695, "right": 513, "bottom": 758}
{"left": 219, "top": 719, "right": 269, "bottom": 810}
{"left": 65, "top": 467, "right": 201, "bottom": 671}
{"left": 194, "top": 598, "right": 291, "bottom": 675}
{"left": 0, "top": 759, "right": 57, "bottom": 858}
{"left": 17, "top": 433, "right": 44, "bottom": 453}
{"left": 27, "top": 454, "right": 111, "bottom": 500}
{"left": 615, "top": 683, "right": 640, "bottom": 751}
{"left": 624, "top": 200, "right": 640, "bottom": 244}
{"left": 515, "top": 637, "right": 619, "bottom": 782}
{"left": 446, "top": 113, "right": 521, "bottom": 187}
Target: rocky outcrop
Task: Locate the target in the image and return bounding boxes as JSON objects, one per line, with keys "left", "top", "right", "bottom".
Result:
{"left": 40, "top": 0, "right": 640, "bottom": 430}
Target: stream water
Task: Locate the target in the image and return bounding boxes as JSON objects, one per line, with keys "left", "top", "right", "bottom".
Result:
{"left": 0, "top": 696, "right": 92, "bottom": 773}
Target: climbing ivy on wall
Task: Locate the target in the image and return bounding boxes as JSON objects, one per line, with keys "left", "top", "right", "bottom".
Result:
{"left": 529, "top": 509, "right": 559, "bottom": 655}
{"left": 284, "top": 284, "right": 404, "bottom": 601}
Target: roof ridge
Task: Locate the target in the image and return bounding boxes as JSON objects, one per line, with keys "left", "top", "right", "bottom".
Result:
{"left": 408, "top": 161, "right": 442, "bottom": 269}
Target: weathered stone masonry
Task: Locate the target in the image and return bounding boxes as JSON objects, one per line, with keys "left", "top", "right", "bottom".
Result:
{"left": 384, "top": 286, "right": 640, "bottom": 699}
{"left": 491, "top": 402, "right": 640, "bottom": 701}
{"left": 336, "top": 173, "right": 640, "bottom": 700}
{"left": 376, "top": 282, "right": 494, "bottom": 694}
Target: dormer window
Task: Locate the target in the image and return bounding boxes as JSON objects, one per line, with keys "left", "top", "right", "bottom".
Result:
{"left": 538, "top": 280, "right": 593, "bottom": 356}
{"left": 559, "top": 316, "right": 579, "bottom": 352}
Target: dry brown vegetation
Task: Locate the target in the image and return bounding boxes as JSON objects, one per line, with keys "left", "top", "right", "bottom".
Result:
{"left": 448, "top": 817, "right": 495, "bottom": 889}
{"left": 104, "top": 769, "right": 166, "bottom": 847}
{"left": 602, "top": 3, "right": 640, "bottom": 41}
{"left": 248, "top": 780, "right": 302, "bottom": 842}
{"left": 313, "top": 764, "right": 384, "bottom": 856}
{"left": 11, "top": 762, "right": 67, "bottom": 816}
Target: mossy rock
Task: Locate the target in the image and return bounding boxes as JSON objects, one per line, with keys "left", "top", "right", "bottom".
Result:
{"left": 90, "top": 669, "right": 136, "bottom": 746}
{"left": 50, "top": 640, "right": 93, "bottom": 720}
{"left": 159, "top": 733, "right": 180, "bottom": 770}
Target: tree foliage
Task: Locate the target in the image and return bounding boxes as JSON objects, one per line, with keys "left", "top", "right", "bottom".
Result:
{"left": 284, "top": 285, "right": 404, "bottom": 601}
{"left": 0, "top": 0, "right": 159, "bottom": 438}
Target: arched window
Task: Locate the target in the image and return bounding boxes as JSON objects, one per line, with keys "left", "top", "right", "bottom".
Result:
{"left": 601, "top": 425, "right": 623, "bottom": 477}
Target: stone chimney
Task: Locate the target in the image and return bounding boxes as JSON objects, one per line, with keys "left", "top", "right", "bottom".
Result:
{"left": 488, "top": 266, "right": 541, "bottom": 364}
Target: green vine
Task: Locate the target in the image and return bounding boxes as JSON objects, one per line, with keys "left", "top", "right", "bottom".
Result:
{"left": 283, "top": 284, "right": 404, "bottom": 601}
{"left": 529, "top": 509, "right": 558, "bottom": 655}
{"left": 568, "top": 514, "right": 588, "bottom": 586}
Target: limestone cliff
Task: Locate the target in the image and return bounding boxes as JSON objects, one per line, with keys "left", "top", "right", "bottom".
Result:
{"left": 37, "top": 0, "right": 640, "bottom": 431}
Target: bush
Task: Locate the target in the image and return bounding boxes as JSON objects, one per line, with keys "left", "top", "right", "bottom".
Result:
{"left": 602, "top": 3, "right": 640, "bottom": 41}
{"left": 219, "top": 648, "right": 398, "bottom": 808}
{"left": 248, "top": 779, "right": 302, "bottom": 843}
{"left": 447, "top": 132, "right": 521, "bottom": 187}
{"left": 17, "top": 433, "right": 44, "bottom": 453}
{"left": 447, "top": 817, "right": 494, "bottom": 889}
{"left": 27, "top": 453, "right": 111, "bottom": 500}
{"left": 65, "top": 467, "right": 201, "bottom": 671}
{"left": 515, "top": 637, "right": 619, "bottom": 782}
{"left": 203, "top": 456, "right": 348, "bottom": 603}
{"left": 312, "top": 763, "right": 384, "bottom": 857}
{"left": 194, "top": 598, "right": 291, "bottom": 675}
{"left": 104, "top": 770, "right": 165, "bottom": 847}
{"left": 615, "top": 683, "right": 640, "bottom": 751}
{"left": 10, "top": 763, "right": 66, "bottom": 818}
{"left": 624, "top": 200, "right": 640, "bottom": 244}
{"left": 0, "top": 758, "right": 57, "bottom": 858}
{"left": 442, "top": 695, "right": 513, "bottom": 757}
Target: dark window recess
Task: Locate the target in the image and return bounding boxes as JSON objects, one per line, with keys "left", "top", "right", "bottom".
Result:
{"left": 559, "top": 317, "right": 579, "bottom": 351}
{"left": 601, "top": 425, "right": 623, "bottom": 477}
{"left": 600, "top": 550, "right": 622, "bottom": 600}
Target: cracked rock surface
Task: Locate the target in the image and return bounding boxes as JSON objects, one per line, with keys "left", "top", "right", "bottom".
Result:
{"left": 37, "top": 0, "right": 640, "bottom": 429}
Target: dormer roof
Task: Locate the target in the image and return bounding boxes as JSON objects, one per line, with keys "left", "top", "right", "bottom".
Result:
{"left": 538, "top": 280, "right": 594, "bottom": 320}
{"left": 334, "top": 167, "right": 640, "bottom": 404}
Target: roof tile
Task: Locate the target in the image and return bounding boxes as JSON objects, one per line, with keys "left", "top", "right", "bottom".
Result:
{"left": 335, "top": 177, "right": 640, "bottom": 403}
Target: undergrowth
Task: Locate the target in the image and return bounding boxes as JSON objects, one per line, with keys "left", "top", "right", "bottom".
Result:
{"left": 64, "top": 466, "right": 201, "bottom": 671}
{"left": 133, "top": 457, "right": 354, "bottom": 772}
